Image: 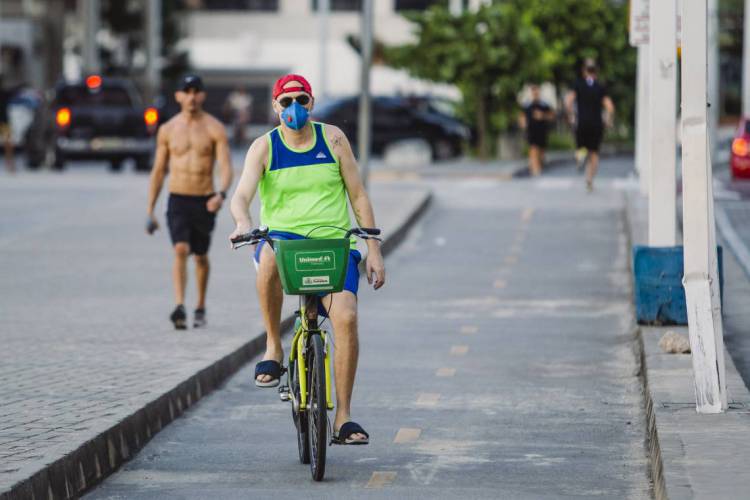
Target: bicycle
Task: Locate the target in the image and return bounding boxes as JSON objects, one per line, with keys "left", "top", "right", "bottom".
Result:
{"left": 231, "top": 224, "right": 381, "bottom": 481}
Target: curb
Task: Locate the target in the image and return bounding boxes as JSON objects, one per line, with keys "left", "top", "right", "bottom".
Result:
{"left": 1, "top": 190, "right": 433, "bottom": 500}
{"left": 622, "top": 192, "right": 667, "bottom": 500}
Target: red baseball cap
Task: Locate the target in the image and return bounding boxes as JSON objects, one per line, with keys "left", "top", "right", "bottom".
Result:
{"left": 273, "top": 74, "right": 313, "bottom": 100}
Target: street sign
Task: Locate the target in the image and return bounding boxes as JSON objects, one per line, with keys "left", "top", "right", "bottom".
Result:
{"left": 630, "top": 0, "right": 683, "bottom": 48}
{"left": 630, "top": 0, "right": 649, "bottom": 46}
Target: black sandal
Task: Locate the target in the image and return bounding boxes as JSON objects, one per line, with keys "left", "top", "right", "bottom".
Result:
{"left": 254, "top": 360, "right": 283, "bottom": 388}
{"left": 332, "top": 421, "right": 369, "bottom": 445}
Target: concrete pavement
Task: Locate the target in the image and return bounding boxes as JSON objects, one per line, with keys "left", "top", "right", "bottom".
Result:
{"left": 0, "top": 166, "right": 430, "bottom": 499}
{"left": 87, "top": 167, "right": 651, "bottom": 499}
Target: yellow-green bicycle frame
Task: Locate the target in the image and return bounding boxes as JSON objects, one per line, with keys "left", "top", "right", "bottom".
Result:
{"left": 289, "top": 302, "right": 334, "bottom": 411}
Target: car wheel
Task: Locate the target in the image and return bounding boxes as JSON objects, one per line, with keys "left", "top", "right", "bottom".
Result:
{"left": 431, "top": 139, "right": 455, "bottom": 161}
{"left": 109, "top": 158, "right": 124, "bottom": 172}
{"left": 135, "top": 155, "right": 151, "bottom": 172}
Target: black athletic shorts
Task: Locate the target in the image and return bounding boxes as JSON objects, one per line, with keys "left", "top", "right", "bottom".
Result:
{"left": 527, "top": 129, "right": 548, "bottom": 148}
{"left": 166, "top": 194, "right": 216, "bottom": 255}
{"left": 576, "top": 122, "right": 603, "bottom": 152}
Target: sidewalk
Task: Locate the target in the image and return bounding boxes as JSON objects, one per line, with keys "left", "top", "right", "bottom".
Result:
{"left": 0, "top": 171, "right": 430, "bottom": 499}
{"left": 625, "top": 189, "right": 750, "bottom": 500}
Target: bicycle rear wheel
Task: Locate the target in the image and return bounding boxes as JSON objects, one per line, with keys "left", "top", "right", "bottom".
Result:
{"left": 307, "top": 333, "right": 328, "bottom": 481}
{"left": 290, "top": 359, "right": 310, "bottom": 464}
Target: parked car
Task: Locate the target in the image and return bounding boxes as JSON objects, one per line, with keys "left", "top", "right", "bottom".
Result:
{"left": 731, "top": 117, "right": 750, "bottom": 179}
{"left": 28, "top": 76, "right": 159, "bottom": 171}
{"left": 312, "top": 96, "right": 470, "bottom": 160}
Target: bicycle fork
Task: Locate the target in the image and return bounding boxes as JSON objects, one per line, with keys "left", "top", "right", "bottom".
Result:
{"left": 279, "top": 322, "right": 334, "bottom": 411}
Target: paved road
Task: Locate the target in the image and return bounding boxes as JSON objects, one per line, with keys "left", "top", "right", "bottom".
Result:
{"left": 0, "top": 156, "right": 427, "bottom": 495}
{"left": 88, "top": 163, "right": 650, "bottom": 499}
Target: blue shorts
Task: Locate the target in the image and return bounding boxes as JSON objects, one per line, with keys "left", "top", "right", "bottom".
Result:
{"left": 253, "top": 230, "right": 362, "bottom": 300}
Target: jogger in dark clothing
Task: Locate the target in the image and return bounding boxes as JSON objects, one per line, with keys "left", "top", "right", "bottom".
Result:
{"left": 565, "top": 60, "right": 615, "bottom": 191}
{"left": 519, "top": 84, "right": 555, "bottom": 177}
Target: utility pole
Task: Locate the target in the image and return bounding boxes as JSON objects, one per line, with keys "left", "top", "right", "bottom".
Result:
{"left": 358, "top": 0, "right": 373, "bottom": 189}
{"left": 648, "top": 0, "right": 677, "bottom": 247}
{"left": 708, "top": 0, "right": 719, "bottom": 161}
{"left": 628, "top": 0, "right": 649, "bottom": 195}
{"left": 680, "top": 0, "right": 727, "bottom": 414}
{"left": 636, "top": 46, "right": 650, "bottom": 195}
{"left": 743, "top": 0, "right": 750, "bottom": 115}
{"left": 449, "top": 0, "right": 463, "bottom": 16}
{"left": 145, "top": 0, "right": 162, "bottom": 104}
{"left": 318, "top": 0, "right": 330, "bottom": 102}
{"left": 82, "top": 0, "right": 101, "bottom": 75}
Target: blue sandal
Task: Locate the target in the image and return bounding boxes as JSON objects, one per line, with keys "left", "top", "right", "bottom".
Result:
{"left": 254, "top": 360, "right": 283, "bottom": 388}
{"left": 332, "top": 422, "right": 369, "bottom": 445}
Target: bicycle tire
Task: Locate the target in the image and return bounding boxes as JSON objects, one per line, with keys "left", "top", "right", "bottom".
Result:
{"left": 290, "top": 359, "right": 310, "bottom": 464}
{"left": 307, "top": 333, "right": 328, "bottom": 481}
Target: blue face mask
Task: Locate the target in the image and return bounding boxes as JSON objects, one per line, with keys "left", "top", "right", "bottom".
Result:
{"left": 281, "top": 101, "right": 309, "bottom": 130}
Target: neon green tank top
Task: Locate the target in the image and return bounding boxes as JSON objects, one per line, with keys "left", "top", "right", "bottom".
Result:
{"left": 259, "top": 122, "right": 354, "bottom": 244}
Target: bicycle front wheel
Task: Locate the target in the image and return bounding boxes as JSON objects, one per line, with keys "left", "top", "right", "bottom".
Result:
{"left": 307, "top": 333, "right": 328, "bottom": 481}
{"left": 290, "top": 359, "right": 310, "bottom": 464}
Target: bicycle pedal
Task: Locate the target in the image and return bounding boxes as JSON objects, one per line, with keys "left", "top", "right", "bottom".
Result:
{"left": 278, "top": 385, "right": 291, "bottom": 402}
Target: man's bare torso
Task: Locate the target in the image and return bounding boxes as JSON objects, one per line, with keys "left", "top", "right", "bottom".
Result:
{"left": 163, "top": 112, "right": 223, "bottom": 196}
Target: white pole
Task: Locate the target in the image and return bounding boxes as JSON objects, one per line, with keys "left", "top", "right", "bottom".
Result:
{"left": 358, "top": 0, "right": 373, "bottom": 189}
{"left": 83, "top": 0, "right": 100, "bottom": 75}
{"left": 145, "top": 0, "right": 162, "bottom": 103}
{"left": 318, "top": 0, "right": 329, "bottom": 101}
{"left": 636, "top": 45, "right": 650, "bottom": 195}
{"left": 449, "top": 0, "right": 462, "bottom": 16}
{"left": 708, "top": 0, "right": 719, "bottom": 161}
{"left": 743, "top": 0, "right": 750, "bottom": 115}
{"left": 648, "top": 0, "right": 677, "bottom": 246}
{"left": 681, "top": 0, "right": 727, "bottom": 414}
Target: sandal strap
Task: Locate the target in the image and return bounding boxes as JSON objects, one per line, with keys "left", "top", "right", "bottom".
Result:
{"left": 255, "top": 360, "right": 282, "bottom": 379}
{"left": 338, "top": 421, "right": 369, "bottom": 440}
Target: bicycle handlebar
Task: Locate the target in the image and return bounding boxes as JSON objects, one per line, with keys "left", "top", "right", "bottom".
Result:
{"left": 231, "top": 225, "right": 382, "bottom": 250}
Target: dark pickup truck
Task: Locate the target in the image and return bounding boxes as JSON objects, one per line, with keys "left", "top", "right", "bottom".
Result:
{"left": 42, "top": 76, "right": 159, "bottom": 171}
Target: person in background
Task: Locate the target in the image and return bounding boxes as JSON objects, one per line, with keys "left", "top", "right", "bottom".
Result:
{"left": 0, "top": 76, "right": 16, "bottom": 173}
{"left": 223, "top": 86, "right": 253, "bottom": 145}
{"left": 565, "top": 59, "right": 615, "bottom": 192}
{"left": 519, "top": 83, "right": 555, "bottom": 177}
{"left": 146, "top": 75, "right": 233, "bottom": 330}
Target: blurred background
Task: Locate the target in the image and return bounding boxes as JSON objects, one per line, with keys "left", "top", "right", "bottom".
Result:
{"left": 0, "top": 0, "right": 745, "bottom": 169}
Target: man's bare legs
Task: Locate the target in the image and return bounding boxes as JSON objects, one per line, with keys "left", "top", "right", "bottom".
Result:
{"left": 528, "top": 145, "right": 542, "bottom": 176}
{"left": 3, "top": 133, "right": 15, "bottom": 173}
{"left": 173, "top": 242, "right": 190, "bottom": 305}
{"left": 256, "top": 244, "right": 284, "bottom": 383}
{"left": 585, "top": 151, "right": 600, "bottom": 191}
{"left": 322, "top": 291, "right": 366, "bottom": 441}
{"left": 194, "top": 254, "right": 209, "bottom": 309}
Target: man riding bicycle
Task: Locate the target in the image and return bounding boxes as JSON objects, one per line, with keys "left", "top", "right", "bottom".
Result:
{"left": 229, "top": 74, "right": 384, "bottom": 445}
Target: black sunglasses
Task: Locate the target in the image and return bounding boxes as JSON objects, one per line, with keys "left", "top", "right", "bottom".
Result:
{"left": 278, "top": 95, "right": 311, "bottom": 108}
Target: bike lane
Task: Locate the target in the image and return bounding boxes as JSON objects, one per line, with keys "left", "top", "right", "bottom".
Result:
{"left": 87, "top": 175, "right": 650, "bottom": 499}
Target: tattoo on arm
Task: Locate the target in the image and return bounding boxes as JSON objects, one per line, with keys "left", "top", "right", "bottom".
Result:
{"left": 331, "top": 134, "right": 343, "bottom": 150}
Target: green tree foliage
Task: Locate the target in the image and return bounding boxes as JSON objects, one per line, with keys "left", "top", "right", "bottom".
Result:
{"left": 385, "top": 1, "right": 549, "bottom": 159}
{"left": 385, "top": 0, "right": 636, "bottom": 158}
{"left": 526, "top": 0, "right": 635, "bottom": 139}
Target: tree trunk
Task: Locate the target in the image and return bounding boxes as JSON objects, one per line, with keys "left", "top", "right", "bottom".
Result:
{"left": 476, "top": 94, "right": 489, "bottom": 161}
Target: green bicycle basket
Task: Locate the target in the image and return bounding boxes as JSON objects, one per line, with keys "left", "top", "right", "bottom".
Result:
{"left": 275, "top": 238, "right": 351, "bottom": 295}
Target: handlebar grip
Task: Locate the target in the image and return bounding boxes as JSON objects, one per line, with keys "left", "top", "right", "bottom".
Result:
{"left": 360, "top": 227, "right": 381, "bottom": 235}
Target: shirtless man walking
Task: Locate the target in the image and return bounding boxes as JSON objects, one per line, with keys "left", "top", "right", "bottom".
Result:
{"left": 146, "top": 75, "right": 233, "bottom": 329}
